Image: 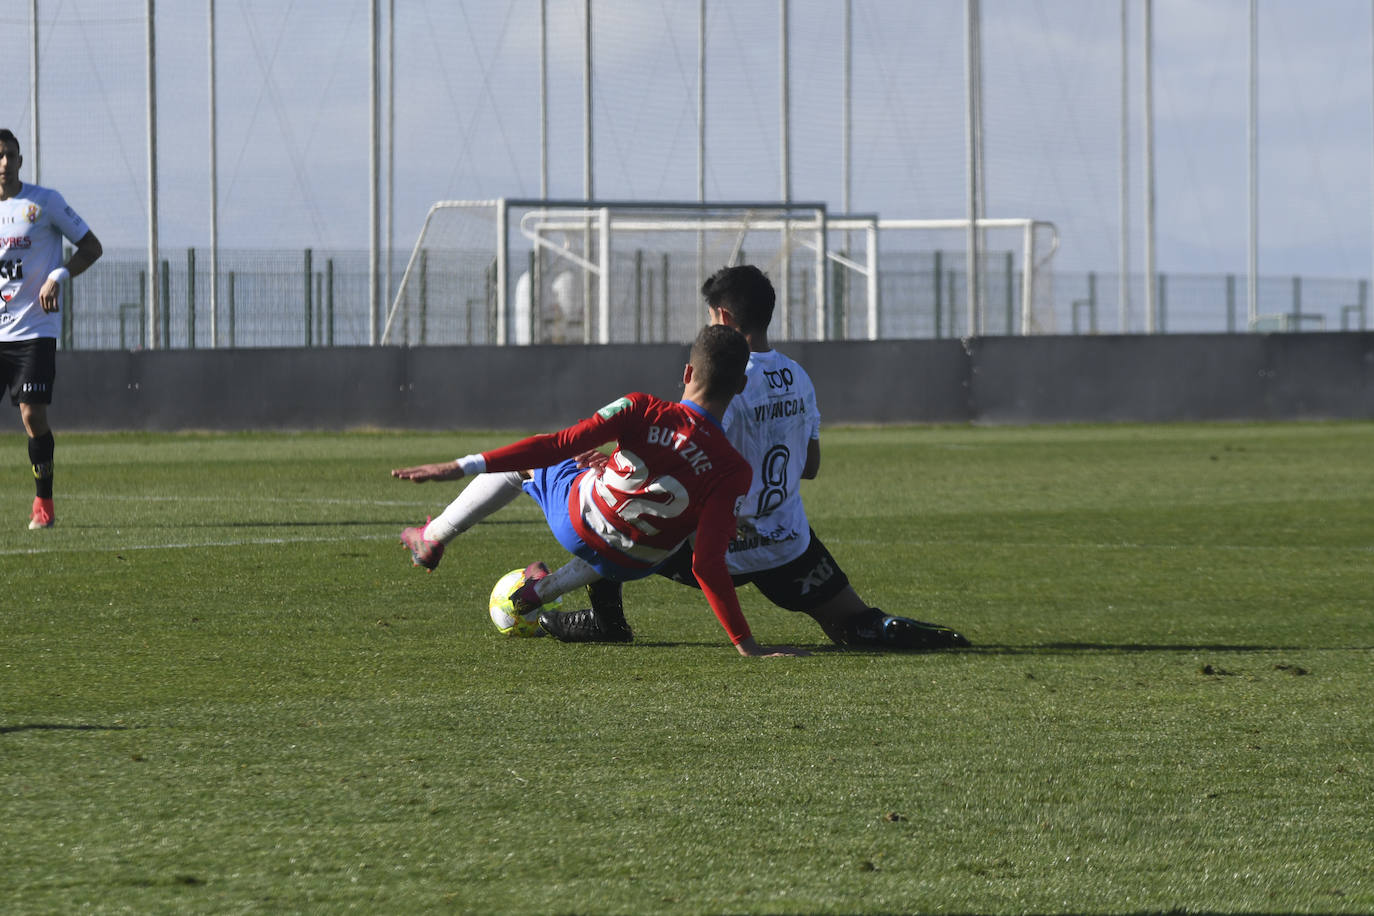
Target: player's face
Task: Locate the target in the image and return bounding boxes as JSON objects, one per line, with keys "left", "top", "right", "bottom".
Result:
{"left": 0, "top": 141, "right": 21, "bottom": 192}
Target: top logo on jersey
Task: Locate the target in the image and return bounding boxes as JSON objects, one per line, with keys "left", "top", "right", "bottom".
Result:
{"left": 25, "top": 205, "right": 40, "bottom": 224}
{"left": 763, "top": 367, "right": 794, "bottom": 389}
{"left": 596, "top": 396, "right": 632, "bottom": 420}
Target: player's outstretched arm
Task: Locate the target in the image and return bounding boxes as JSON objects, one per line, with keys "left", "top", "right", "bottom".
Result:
{"left": 735, "top": 636, "right": 810, "bottom": 658}
{"left": 693, "top": 490, "right": 809, "bottom": 658}
{"left": 391, "top": 461, "right": 466, "bottom": 483}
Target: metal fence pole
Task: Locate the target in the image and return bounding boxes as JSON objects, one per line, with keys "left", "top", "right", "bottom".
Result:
{"left": 187, "top": 247, "right": 196, "bottom": 348}
{"left": 304, "top": 248, "right": 313, "bottom": 347}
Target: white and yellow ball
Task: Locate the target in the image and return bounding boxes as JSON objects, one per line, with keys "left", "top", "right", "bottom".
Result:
{"left": 488, "top": 567, "right": 560, "bottom": 637}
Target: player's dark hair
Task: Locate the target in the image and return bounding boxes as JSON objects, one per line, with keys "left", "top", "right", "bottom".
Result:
{"left": 0, "top": 129, "right": 19, "bottom": 155}
{"left": 690, "top": 324, "right": 749, "bottom": 402}
{"left": 700, "top": 264, "right": 775, "bottom": 333}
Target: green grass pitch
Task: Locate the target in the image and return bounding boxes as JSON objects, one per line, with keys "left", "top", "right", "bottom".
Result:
{"left": 2, "top": 423, "right": 1371, "bottom": 914}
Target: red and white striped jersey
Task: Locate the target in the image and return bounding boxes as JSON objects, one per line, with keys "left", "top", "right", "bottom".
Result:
{"left": 480, "top": 392, "right": 754, "bottom": 643}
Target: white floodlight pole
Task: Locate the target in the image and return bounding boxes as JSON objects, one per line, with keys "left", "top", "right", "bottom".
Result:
{"left": 1247, "top": 0, "right": 1259, "bottom": 330}
{"left": 697, "top": 0, "right": 706, "bottom": 298}
{"left": 30, "top": 0, "right": 39, "bottom": 184}
{"left": 779, "top": 0, "right": 792, "bottom": 337}
{"left": 1143, "top": 0, "right": 1157, "bottom": 334}
{"left": 964, "top": 0, "right": 982, "bottom": 337}
{"left": 841, "top": 0, "right": 852, "bottom": 340}
{"left": 146, "top": 0, "right": 160, "bottom": 350}
{"left": 842, "top": 0, "right": 851, "bottom": 217}
{"left": 386, "top": 0, "right": 395, "bottom": 323}
{"left": 1119, "top": 0, "right": 1129, "bottom": 333}
{"left": 208, "top": 0, "right": 219, "bottom": 347}
{"left": 698, "top": 0, "right": 706, "bottom": 207}
{"left": 536, "top": 0, "right": 549, "bottom": 329}
{"left": 582, "top": 0, "right": 593, "bottom": 343}
{"left": 540, "top": 0, "right": 549, "bottom": 199}
{"left": 583, "top": 0, "right": 592, "bottom": 204}
{"left": 973, "top": 0, "right": 986, "bottom": 333}
{"left": 369, "top": 0, "right": 381, "bottom": 345}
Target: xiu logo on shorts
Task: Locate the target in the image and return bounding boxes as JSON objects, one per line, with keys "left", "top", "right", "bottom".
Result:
{"left": 794, "top": 557, "right": 836, "bottom": 595}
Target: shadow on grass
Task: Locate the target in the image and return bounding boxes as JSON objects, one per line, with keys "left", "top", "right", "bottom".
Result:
{"left": 875, "top": 913, "right": 1316, "bottom": 916}
{"left": 0, "top": 723, "right": 133, "bottom": 735}
{"left": 966, "top": 642, "right": 1314, "bottom": 654}
{"left": 620, "top": 641, "right": 936, "bottom": 654}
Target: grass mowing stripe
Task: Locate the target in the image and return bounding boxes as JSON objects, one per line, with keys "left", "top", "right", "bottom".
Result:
{"left": 53, "top": 492, "right": 436, "bottom": 507}
{"left": 2, "top": 423, "right": 1371, "bottom": 914}
{"left": 0, "top": 532, "right": 401, "bottom": 556}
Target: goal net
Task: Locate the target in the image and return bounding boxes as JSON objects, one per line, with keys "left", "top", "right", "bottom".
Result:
{"left": 383, "top": 200, "right": 831, "bottom": 346}
{"left": 382, "top": 200, "right": 1058, "bottom": 345}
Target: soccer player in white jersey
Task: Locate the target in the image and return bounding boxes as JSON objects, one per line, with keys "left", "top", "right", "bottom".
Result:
{"left": 540, "top": 265, "right": 970, "bottom": 651}
{"left": 0, "top": 129, "right": 103, "bottom": 530}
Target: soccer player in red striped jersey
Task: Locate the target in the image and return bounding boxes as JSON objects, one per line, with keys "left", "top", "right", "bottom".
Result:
{"left": 391, "top": 324, "right": 806, "bottom": 658}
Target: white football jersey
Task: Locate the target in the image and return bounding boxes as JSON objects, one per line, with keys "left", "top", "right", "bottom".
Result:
{"left": 0, "top": 184, "right": 90, "bottom": 342}
{"left": 720, "top": 348, "right": 821, "bottom": 573}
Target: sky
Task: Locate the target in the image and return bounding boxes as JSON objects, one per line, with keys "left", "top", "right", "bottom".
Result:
{"left": 5, "top": 0, "right": 1374, "bottom": 281}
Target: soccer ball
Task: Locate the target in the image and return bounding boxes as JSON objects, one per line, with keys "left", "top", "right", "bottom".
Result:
{"left": 488, "top": 566, "right": 560, "bottom": 637}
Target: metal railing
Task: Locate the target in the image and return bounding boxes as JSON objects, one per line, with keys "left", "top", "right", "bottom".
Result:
{"left": 57, "top": 248, "right": 1371, "bottom": 351}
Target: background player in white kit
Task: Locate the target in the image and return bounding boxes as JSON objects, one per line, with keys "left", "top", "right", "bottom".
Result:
{"left": 0, "top": 129, "right": 103, "bottom": 530}
{"left": 540, "top": 265, "right": 971, "bottom": 651}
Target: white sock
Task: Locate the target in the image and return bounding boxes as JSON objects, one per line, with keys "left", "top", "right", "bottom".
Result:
{"left": 424, "top": 471, "right": 524, "bottom": 543}
{"left": 534, "top": 557, "right": 602, "bottom": 603}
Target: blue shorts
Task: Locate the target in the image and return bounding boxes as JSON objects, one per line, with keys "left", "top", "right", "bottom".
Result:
{"left": 522, "top": 459, "right": 649, "bottom": 582}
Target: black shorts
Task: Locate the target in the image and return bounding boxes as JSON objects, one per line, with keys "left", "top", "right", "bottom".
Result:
{"left": 655, "top": 527, "right": 851, "bottom": 613}
{"left": 0, "top": 337, "right": 57, "bottom": 407}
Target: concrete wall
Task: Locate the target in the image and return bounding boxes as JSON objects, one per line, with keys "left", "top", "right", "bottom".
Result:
{"left": 53, "top": 333, "right": 1374, "bottom": 432}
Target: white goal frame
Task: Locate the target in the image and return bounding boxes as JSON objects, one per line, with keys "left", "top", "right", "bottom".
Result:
{"left": 383, "top": 199, "right": 833, "bottom": 345}
{"left": 382, "top": 200, "right": 1058, "bottom": 344}
{"left": 840, "top": 217, "right": 1060, "bottom": 337}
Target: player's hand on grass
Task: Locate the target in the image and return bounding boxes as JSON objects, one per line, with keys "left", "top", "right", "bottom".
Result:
{"left": 735, "top": 637, "right": 810, "bottom": 658}
{"left": 390, "top": 461, "right": 466, "bottom": 483}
